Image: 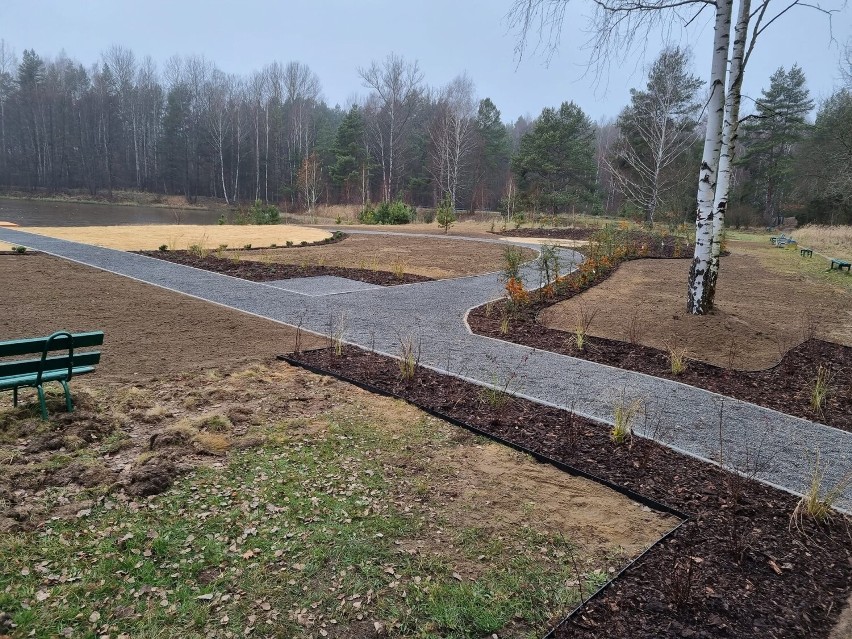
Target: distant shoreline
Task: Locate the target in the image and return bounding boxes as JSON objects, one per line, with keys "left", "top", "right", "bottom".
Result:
{"left": 0, "top": 190, "right": 222, "bottom": 211}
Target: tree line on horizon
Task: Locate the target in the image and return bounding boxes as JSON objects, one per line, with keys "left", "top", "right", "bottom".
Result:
{"left": 0, "top": 41, "right": 849, "bottom": 226}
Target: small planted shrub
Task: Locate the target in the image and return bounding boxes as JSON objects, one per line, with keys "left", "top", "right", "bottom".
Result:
{"left": 158, "top": 243, "right": 168, "bottom": 252}
{"left": 435, "top": 196, "right": 456, "bottom": 235}
{"left": 243, "top": 243, "right": 252, "bottom": 250}
{"left": 286, "top": 240, "right": 293, "bottom": 247}
{"left": 358, "top": 200, "right": 415, "bottom": 225}
{"left": 13, "top": 245, "right": 27, "bottom": 254}
{"left": 217, "top": 214, "right": 226, "bottom": 225}
{"left": 237, "top": 200, "right": 280, "bottom": 225}
{"left": 503, "top": 246, "right": 524, "bottom": 282}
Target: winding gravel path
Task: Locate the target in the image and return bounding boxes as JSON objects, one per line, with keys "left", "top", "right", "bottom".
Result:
{"left": 3, "top": 227, "right": 850, "bottom": 512}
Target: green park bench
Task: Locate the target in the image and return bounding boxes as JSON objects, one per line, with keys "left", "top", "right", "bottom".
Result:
{"left": 800, "top": 247, "right": 813, "bottom": 257}
{"left": 0, "top": 331, "right": 103, "bottom": 420}
{"left": 829, "top": 258, "right": 851, "bottom": 272}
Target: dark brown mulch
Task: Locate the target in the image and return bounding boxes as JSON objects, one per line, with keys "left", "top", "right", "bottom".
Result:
{"left": 289, "top": 346, "right": 852, "bottom": 639}
{"left": 138, "top": 250, "right": 433, "bottom": 286}
{"left": 468, "top": 263, "right": 852, "bottom": 432}
{"left": 495, "top": 227, "right": 596, "bottom": 240}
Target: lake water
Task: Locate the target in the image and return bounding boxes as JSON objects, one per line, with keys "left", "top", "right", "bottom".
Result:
{"left": 0, "top": 198, "right": 226, "bottom": 227}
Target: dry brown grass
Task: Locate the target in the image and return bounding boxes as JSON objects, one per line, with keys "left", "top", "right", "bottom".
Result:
{"left": 19, "top": 224, "right": 331, "bottom": 251}
{"left": 793, "top": 225, "right": 852, "bottom": 260}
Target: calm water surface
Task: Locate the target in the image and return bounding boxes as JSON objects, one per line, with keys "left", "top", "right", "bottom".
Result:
{"left": 0, "top": 198, "right": 226, "bottom": 227}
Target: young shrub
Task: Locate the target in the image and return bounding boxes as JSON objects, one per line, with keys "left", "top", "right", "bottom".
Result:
{"left": 243, "top": 243, "right": 252, "bottom": 250}
{"left": 537, "top": 243, "right": 560, "bottom": 293}
{"left": 248, "top": 200, "right": 281, "bottom": 225}
{"left": 505, "top": 277, "right": 529, "bottom": 306}
{"left": 667, "top": 345, "right": 688, "bottom": 375}
{"left": 502, "top": 246, "right": 524, "bottom": 282}
{"left": 809, "top": 365, "right": 833, "bottom": 416}
{"left": 158, "top": 244, "right": 168, "bottom": 252}
{"left": 611, "top": 397, "right": 642, "bottom": 444}
{"left": 435, "top": 196, "right": 457, "bottom": 235}
{"left": 14, "top": 245, "right": 26, "bottom": 254}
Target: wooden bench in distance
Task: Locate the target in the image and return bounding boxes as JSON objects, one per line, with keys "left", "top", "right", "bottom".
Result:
{"left": 0, "top": 331, "right": 103, "bottom": 420}
{"left": 829, "top": 258, "right": 851, "bottom": 272}
{"left": 800, "top": 248, "right": 813, "bottom": 257}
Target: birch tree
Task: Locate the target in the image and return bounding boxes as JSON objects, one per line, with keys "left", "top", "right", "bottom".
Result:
{"left": 606, "top": 47, "right": 702, "bottom": 226}
{"left": 428, "top": 73, "right": 477, "bottom": 209}
{"left": 359, "top": 54, "right": 423, "bottom": 202}
{"left": 509, "top": 0, "right": 839, "bottom": 314}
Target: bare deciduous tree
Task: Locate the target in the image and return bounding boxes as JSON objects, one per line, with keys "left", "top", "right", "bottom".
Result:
{"left": 359, "top": 54, "right": 423, "bottom": 202}
{"left": 605, "top": 46, "right": 702, "bottom": 226}
{"left": 428, "top": 73, "right": 478, "bottom": 209}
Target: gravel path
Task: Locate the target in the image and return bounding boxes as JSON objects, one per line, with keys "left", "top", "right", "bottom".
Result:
{"left": 3, "top": 227, "right": 850, "bottom": 512}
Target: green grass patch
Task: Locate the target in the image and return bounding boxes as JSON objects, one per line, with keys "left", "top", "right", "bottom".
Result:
{"left": 0, "top": 409, "right": 608, "bottom": 638}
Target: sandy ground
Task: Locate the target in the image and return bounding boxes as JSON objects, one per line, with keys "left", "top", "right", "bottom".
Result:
{"left": 244, "top": 234, "right": 538, "bottom": 279}
{"left": 0, "top": 253, "right": 325, "bottom": 380}
{"left": 538, "top": 247, "right": 852, "bottom": 370}
{"left": 17, "top": 224, "right": 331, "bottom": 251}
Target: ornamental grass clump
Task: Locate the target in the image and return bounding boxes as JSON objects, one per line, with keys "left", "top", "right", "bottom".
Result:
{"left": 667, "top": 345, "right": 688, "bottom": 375}
{"left": 791, "top": 452, "right": 851, "bottom": 528}
{"left": 397, "top": 334, "right": 420, "bottom": 380}
{"left": 809, "top": 365, "right": 833, "bottom": 416}
{"left": 572, "top": 305, "right": 597, "bottom": 351}
{"left": 611, "top": 397, "right": 642, "bottom": 445}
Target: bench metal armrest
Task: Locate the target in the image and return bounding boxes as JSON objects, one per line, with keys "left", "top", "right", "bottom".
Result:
{"left": 37, "top": 331, "right": 74, "bottom": 387}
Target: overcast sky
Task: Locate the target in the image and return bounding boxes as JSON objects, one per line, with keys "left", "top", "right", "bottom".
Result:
{"left": 2, "top": 0, "right": 849, "bottom": 123}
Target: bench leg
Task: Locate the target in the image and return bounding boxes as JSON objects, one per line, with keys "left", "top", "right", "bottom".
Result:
{"left": 61, "top": 380, "right": 73, "bottom": 412}
{"left": 13, "top": 387, "right": 17, "bottom": 407}
{"left": 36, "top": 385, "right": 48, "bottom": 420}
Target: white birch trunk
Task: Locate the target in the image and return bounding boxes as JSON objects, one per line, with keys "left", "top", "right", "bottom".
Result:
{"left": 687, "top": 0, "right": 732, "bottom": 314}
{"left": 707, "top": 0, "right": 750, "bottom": 306}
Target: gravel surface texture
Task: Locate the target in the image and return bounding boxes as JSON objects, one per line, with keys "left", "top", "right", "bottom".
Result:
{"left": 3, "top": 227, "right": 850, "bottom": 511}
{"left": 264, "top": 275, "right": 382, "bottom": 296}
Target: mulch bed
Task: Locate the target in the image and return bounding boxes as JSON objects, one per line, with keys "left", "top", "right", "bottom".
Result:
{"left": 288, "top": 346, "right": 851, "bottom": 639}
{"left": 138, "top": 250, "right": 433, "bottom": 286}
{"left": 467, "top": 257, "right": 852, "bottom": 432}
{"left": 495, "top": 228, "right": 596, "bottom": 240}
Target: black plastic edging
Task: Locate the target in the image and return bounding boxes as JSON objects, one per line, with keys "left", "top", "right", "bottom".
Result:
{"left": 277, "top": 353, "right": 694, "bottom": 636}
{"left": 278, "top": 354, "right": 689, "bottom": 520}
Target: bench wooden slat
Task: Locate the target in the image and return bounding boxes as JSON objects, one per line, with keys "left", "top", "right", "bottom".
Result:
{"left": 0, "top": 352, "right": 101, "bottom": 378}
{"left": 0, "top": 366, "right": 96, "bottom": 390}
{"left": 0, "top": 331, "right": 104, "bottom": 358}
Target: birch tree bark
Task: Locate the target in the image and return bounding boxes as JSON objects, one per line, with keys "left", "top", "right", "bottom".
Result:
{"left": 686, "top": 0, "right": 732, "bottom": 314}
{"left": 707, "top": 0, "right": 750, "bottom": 304}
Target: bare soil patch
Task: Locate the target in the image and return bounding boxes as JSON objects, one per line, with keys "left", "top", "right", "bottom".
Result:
{"left": 20, "top": 223, "right": 331, "bottom": 250}
{"left": 0, "top": 254, "right": 324, "bottom": 379}
{"left": 244, "top": 233, "right": 537, "bottom": 279}
{"left": 538, "top": 250, "right": 852, "bottom": 370}
{"left": 290, "top": 345, "right": 852, "bottom": 639}
{"left": 141, "top": 233, "right": 536, "bottom": 283}
{"left": 140, "top": 249, "right": 432, "bottom": 285}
